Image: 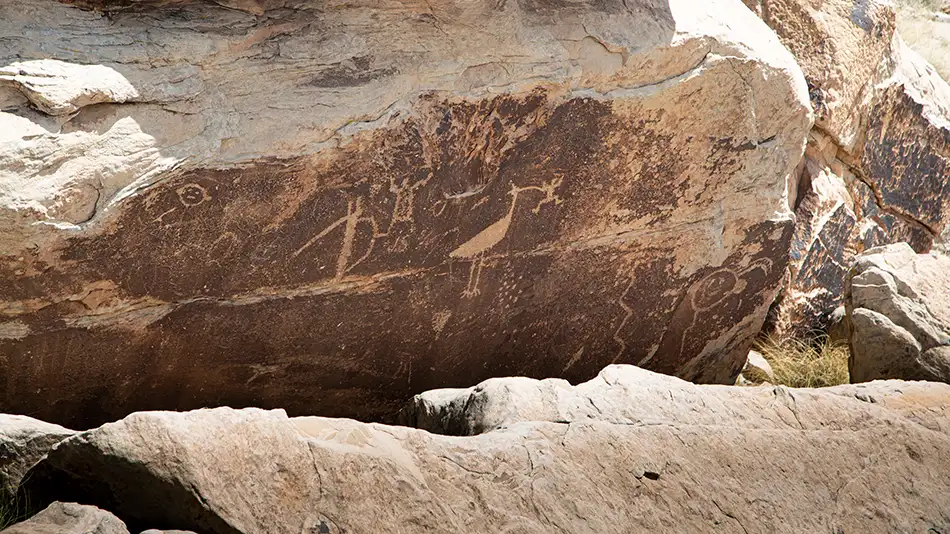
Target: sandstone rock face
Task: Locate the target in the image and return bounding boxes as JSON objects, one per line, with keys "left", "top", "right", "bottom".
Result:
{"left": 0, "top": 415, "right": 75, "bottom": 496}
{"left": 846, "top": 243, "right": 950, "bottom": 383}
{"left": 0, "top": 0, "right": 811, "bottom": 428}
{"left": 746, "top": 0, "right": 950, "bottom": 334}
{"left": 0, "top": 502, "right": 129, "bottom": 534}
{"left": 21, "top": 371, "right": 950, "bottom": 534}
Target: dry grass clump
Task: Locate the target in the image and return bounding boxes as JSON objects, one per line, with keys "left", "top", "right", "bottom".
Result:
{"left": 750, "top": 335, "right": 850, "bottom": 388}
{"left": 896, "top": 0, "right": 950, "bottom": 80}
{"left": 0, "top": 491, "right": 30, "bottom": 530}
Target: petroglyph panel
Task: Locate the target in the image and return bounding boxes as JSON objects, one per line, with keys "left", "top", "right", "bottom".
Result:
{"left": 0, "top": 0, "right": 811, "bottom": 428}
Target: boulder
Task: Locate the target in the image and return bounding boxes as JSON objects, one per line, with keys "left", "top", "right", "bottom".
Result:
{"left": 401, "top": 363, "right": 950, "bottom": 435}
{"left": 20, "top": 370, "right": 950, "bottom": 534}
{"left": 826, "top": 305, "right": 849, "bottom": 344}
{"left": 0, "top": 0, "right": 811, "bottom": 428}
{"left": 745, "top": 0, "right": 950, "bottom": 334}
{"left": 0, "top": 502, "right": 128, "bottom": 534}
{"left": 739, "top": 349, "right": 774, "bottom": 383}
{"left": 845, "top": 243, "right": 950, "bottom": 383}
{"left": 0, "top": 415, "right": 75, "bottom": 497}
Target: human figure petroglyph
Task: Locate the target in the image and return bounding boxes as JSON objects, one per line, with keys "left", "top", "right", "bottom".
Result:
{"left": 450, "top": 178, "right": 562, "bottom": 298}
{"left": 634, "top": 257, "right": 774, "bottom": 367}
{"left": 292, "top": 196, "right": 383, "bottom": 280}
{"left": 176, "top": 183, "right": 210, "bottom": 207}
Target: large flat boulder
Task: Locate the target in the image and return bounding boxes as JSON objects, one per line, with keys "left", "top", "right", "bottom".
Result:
{"left": 0, "top": 0, "right": 811, "bottom": 428}
{"left": 401, "top": 363, "right": 950, "bottom": 435}
{"left": 0, "top": 415, "right": 74, "bottom": 497}
{"left": 745, "top": 0, "right": 950, "bottom": 334}
{"left": 845, "top": 243, "right": 950, "bottom": 383}
{"left": 20, "top": 370, "right": 950, "bottom": 534}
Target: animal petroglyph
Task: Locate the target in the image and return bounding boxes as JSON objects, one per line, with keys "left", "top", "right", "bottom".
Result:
{"left": 450, "top": 178, "right": 562, "bottom": 298}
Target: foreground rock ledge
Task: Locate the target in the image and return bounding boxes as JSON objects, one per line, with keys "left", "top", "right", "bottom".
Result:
{"left": 19, "top": 366, "right": 950, "bottom": 534}
{"left": 0, "top": 0, "right": 810, "bottom": 428}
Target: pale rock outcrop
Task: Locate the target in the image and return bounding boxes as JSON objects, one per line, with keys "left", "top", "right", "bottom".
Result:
{"left": 401, "top": 363, "right": 950, "bottom": 435}
{"left": 845, "top": 243, "right": 950, "bottom": 383}
{"left": 739, "top": 349, "right": 774, "bottom": 383}
{"left": 745, "top": 0, "right": 950, "bottom": 334}
{"left": 0, "top": 502, "right": 129, "bottom": 534}
{"left": 0, "top": 415, "right": 75, "bottom": 496}
{"left": 20, "top": 370, "right": 950, "bottom": 534}
{"left": 0, "top": 0, "right": 811, "bottom": 428}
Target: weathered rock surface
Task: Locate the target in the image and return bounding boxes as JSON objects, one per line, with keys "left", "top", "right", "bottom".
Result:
{"left": 401, "top": 362, "right": 950, "bottom": 435}
{"left": 0, "top": 415, "right": 75, "bottom": 496}
{"left": 846, "top": 243, "right": 950, "bottom": 383}
{"left": 20, "top": 369, "right": 950, "bottom": 534}
{"left": 0, "top": 0, "right": 811, "bottom": 428}
{"left": 745, "top": 0, "right": 950, "bottom": 334}
{"left": 738, "top": 349, "right": 774, "bottom": 383}
{"left": 0, "top": 502, "right": 128, "bottom": 534}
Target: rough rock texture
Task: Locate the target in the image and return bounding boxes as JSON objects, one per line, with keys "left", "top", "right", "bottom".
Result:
{"left": 739, "top": 349, "right": 774, "bottom": 382}
{"left": 0, "top": 415, "right": 75, "bottom": 496}
{"left": 21, "top": 371, "right": 950, "bottom": 534}
{"left": 745, "top": 0, "right": 950, "bottom": 335}
{"left": 0, "top": 502, "right": 129, "bottom": 534}
{"left": 845, "top": 243, "right": 950, "bottom": 383}
{"left": 0, "top": 0, "right": 811, "bottom": 428}
{"left": 401, "top": 362, "right": 950, "bottom": 435}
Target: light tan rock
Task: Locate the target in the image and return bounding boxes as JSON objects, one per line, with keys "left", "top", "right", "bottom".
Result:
{"left": 0, "top": 415, "right": 74, "bottom": 497}
{"left": 0, "top": 502, "right": 129, "bottom": 534}
{"left": 845, "top": 243, "right": 950, "bottom": 383}
{"left": 896, "top": 0, "right": 950, "bottom": 80}
{"left": 740, "top": 349, "right": 774, "bottom": 382}
{"left": 21, "top": 369, "right": 950, "bottom": 534}
{"left": 0, "top": 0, "right": 811, "bottom": 428}
{"left": 401, "top": 363, "right": 950, "bottom": 435}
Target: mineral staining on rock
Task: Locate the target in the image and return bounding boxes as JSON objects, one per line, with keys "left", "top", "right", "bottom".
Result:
{"left": 748, "top": 0, "right": 950, "bottom": 334}
{"left": 0, "top": 0, "right": 811, "bottom": 427}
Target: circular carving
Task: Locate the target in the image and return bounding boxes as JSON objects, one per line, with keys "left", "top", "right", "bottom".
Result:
{"left": 691, "top": 269, "right": 738, "bottom": 311}
{"left": 176, "top": 183, "right": 210, "bottom": 207}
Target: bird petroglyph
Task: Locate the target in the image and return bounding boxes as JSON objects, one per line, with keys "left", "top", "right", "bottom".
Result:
{"left": 450, "top": 178, "right": 562, "bottom": 298}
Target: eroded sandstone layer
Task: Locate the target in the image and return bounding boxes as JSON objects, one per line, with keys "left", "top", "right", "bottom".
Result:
{"left": 0, "top": 0, "right": 810, "bottom": 427}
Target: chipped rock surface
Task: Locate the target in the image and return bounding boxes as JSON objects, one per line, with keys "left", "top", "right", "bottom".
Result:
{"left": 0, "top": 414, "right": 75, "bottom": 496}
{"left": 0, "top": 0, "right": 810, "bottom": 428}
{"left": 0, "top": 502, "right": 129, "bottom": 534}
{"left": 845, "top": 243, "right": 950, "bottom": 383}
{"left": 20, "top": 369, "right": 950, "bottom": 534}
{"left": 746, "top": 0, "right": 950, "bottom": 335}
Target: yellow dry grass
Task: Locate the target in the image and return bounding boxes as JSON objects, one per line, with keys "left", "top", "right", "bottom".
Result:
{"left": 749, "top": 335, "right": 850, "bottom": 388}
